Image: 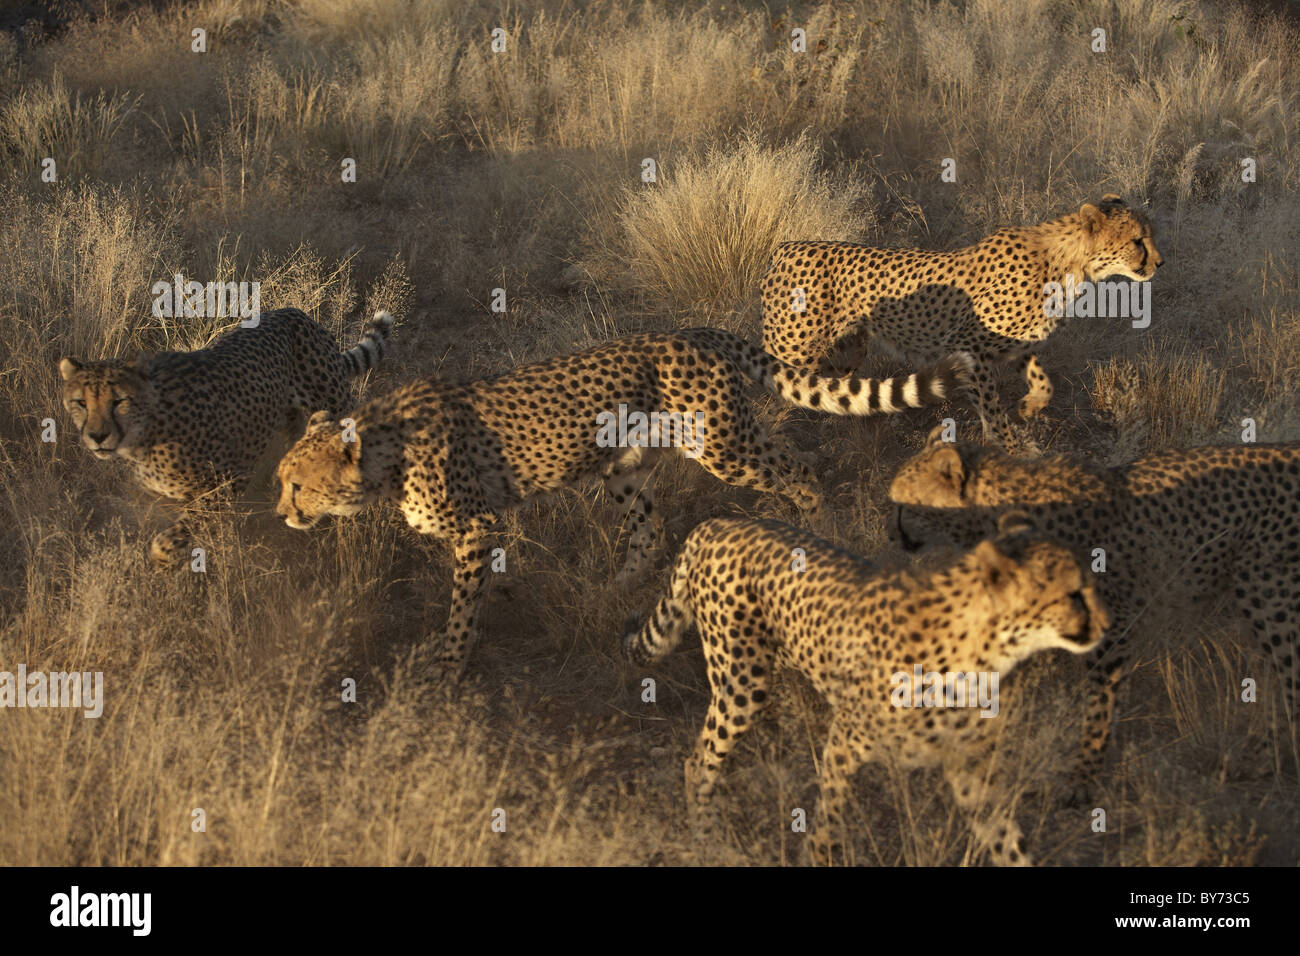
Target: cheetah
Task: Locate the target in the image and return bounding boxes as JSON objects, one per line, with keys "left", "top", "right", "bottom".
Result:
{"left": 888, "top": 427, "right": 1300, "bottom": 794}
{"left": 273, "top": 327, "right": 972, "bottom": 677}
{"left": 60, "top": 308, "right": 392, "bottom": 566}
{"left": 623, "top": 515, "right": 1108, "bottom": 866}
{"left": 760, "top": 195, "right": 1162, "bottom": 447}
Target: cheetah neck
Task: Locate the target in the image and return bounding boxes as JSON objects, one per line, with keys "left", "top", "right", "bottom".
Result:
{"left": 355, "top": 420, "right": 408, "bottom": 501}
{"left": 351, "top": 382, "right": 447, "bottom": 503}
{"left": 1017, "top": 213, "right": 1094, "bottom": 285}
{"left": 114, "top": 386, "right": 164, "bottom": 464}
{"left": 892, "top": 573, "right": 1003, "bottom": 671}
{"left": 970, "top": 452, "right": 1112, "bottom": 505}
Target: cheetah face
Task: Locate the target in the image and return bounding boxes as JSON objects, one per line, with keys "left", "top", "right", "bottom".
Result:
{"left": 887, "top": 428, "right": 992, "bottom": 551}
{"left": 1079, "top": 195, "right": 1163, "bottom": 283}
{"left": 971, "top": 530, "right": 1109, "bottom": 660}
{"left": 58, "top": 357, "right": 153, "bottom": 460}
{"left": 275, "top": 411, "right": 368, "bottom": 530}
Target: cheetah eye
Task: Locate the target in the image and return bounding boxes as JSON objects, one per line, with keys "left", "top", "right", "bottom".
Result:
{"left": 112, "top": 397, "right": 129, "bottom": 407}
{"left": 70, "top": 398, "right": 85, "bottom": 408}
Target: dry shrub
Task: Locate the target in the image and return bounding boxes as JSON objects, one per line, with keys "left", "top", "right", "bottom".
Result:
{"left": 586, "top": 131, "right": 871, "bottom": 317}
{"left": 1089, "top": 343, "right": 1228, "bottom": 451}
{"left": 0, "top": 186, "right": 181, "bottom": 403}
{"left": 0, "top": 74, "right": 139, "bottom": 181}
{"left": 284, "top": 0, "right": 461, "bottom": 45}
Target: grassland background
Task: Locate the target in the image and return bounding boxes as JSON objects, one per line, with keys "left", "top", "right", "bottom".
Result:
{"left": 0, "top": 0, "right": 1297, "bottom": 865}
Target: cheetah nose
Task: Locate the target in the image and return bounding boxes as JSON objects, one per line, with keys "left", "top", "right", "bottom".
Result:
{"left": 86, "top": 430, "right": 110, "bottom": 445}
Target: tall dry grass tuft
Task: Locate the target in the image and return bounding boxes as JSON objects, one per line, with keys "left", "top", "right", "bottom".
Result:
{"left": 1121, "top": 52, "right": 1294, "bottom": 201}
{"left": 0, "top": 187, "right": 181, "bottom": 409}
{"left": 0, "top": 74, "right": 139, "bottom": 181}
{"left": 1088, "top": 343, "right": 1228, "bottom": 451}
{"left": 585, "top": 132, "right": 871, "bottom": 318}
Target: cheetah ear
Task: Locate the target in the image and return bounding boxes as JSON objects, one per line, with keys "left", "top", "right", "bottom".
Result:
{"left": 996, "top": 510, "right": 1036, "bottom": 537}
{"left": 973, "top": 539, "right": 1018, "bottom": 594}
{"left": 1099, "top": 193, "right": 1125, "bottom": 206}
{"left": 924, "top": 424, "right": 950, "bottom": 450}
{"left": 58, "top": 357, "right": 81, "bottom": 380}
{"left": 1079, "top": 202, "right": 1106, "bottom": 233}
{"left": 931, "top": 445, "right": 968, "bottom": 499}
{"left": 307, "top": 410, "right": 334, "bottom": 429}
{"left": 127, "top": 352, "right": 154, "bottom": 378}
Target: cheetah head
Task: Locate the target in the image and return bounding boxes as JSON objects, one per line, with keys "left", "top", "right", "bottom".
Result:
{"left": 955, "top": 517, "right": 1109, "bottom": 664}
{"left": 275, "top": 411, "right": 369, "bottom": 530}
{"left": 1076, "top": 194, "right": 1163, "bottom": 283}
{"left": 58, "top": 356, "right": 156, "bottom": 461}
{"left": 887, "top": 426, "right": 998, "bottom": 552}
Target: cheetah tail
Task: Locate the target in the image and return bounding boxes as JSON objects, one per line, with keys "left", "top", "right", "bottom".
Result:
{"left": 622, "top": 539, "right": 697, "bottom": 665}
{"left": 342, "top": 310, "right": 394, "bottom": 376}
{"left": 760, "top": 350, "right": 974, "bottom": 416}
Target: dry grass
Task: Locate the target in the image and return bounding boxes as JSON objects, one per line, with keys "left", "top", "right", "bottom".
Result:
{"left": 583, "top": 131, "right": 871, "bottom": 317}
{"left": 0, "top": 0, "right": 1297, "bottom": 866}
{"left": 1088, "top": 343, "right": 1229, "bottom": 450}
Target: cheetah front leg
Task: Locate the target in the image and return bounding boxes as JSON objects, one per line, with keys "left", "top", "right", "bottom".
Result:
{"left": 808, "top": 713, "right": 869, "bottom": 867}
{"left": 967, "top": 356, "right": 1041, "bottom": 454}
{"left": 434, "top": 517, "right": 499, "bottom": 681}
{"left": 685, "top": 625, "right": 777, "bottom": 811}
{"left": 1017, "top": 353, "right": 1053, "bottom": 420}
{"left": 1067, "top": 602, "right": 1141, "bottom": 803}
{"left": 1068, "top": 654, "right": 1127, "bottom": 804}
{"left": 149, "top": 512, "right": 194, "bottom": 569}
{"left": 149, "top": 480, "right": 245, "bottom": 570}
{"left": 605, "top": 451, "right": 664, "bottom": 585}
{"left": 1234, "top": 564, "right": 1300, "bottom": 741}
{"left": 943, "top": 757, "right": 1031, "bottom": 866}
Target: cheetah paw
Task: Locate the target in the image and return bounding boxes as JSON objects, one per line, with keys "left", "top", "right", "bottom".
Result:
{"left": 1061, "top": 776, "right": 1096, "bottom": 808}
{"left": 1018, "top": 396, "right": 1049, "bottom": 420}
{"left": 427, "top": 656, "right": 467, "bottom": 688}
{"left": 805, "top": 835, "right": 849, "bottom": 867}
{"left": 148, "top": 530, "right": 191, "bottom": 570}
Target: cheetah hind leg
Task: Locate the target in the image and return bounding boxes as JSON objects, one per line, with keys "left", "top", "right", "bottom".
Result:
{"left": 1017, "top": 354, "right": 1053, "bottom": 420}
{"left": 693, "top": 437, "right": 823, "bottom": 524}
{"left": 818, "top": 327, "right": 873, "bottom": 377}
{"left": 606, "top": 455, "right": 664, "bottom": 586}
{"left": 1233, "top": 561, "right": 1300, "bottom": 772}
{"left": 967, "top": 357, "right": 1042, "bottom": 455}
{"left": 683, "top": 748, "right": 726, "bottom": 839}
{"left": 807, "top": 715, "right": 868, "bottom": 867}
